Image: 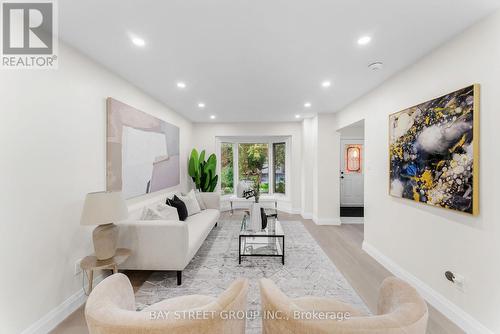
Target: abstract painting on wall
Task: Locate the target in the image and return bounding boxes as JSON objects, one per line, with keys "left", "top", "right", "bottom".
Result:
{"left": 107, "top": 98, "right": 180, "bottom": 198}
{"left": 389, "top": 85, "right": 479, "bottom": 215}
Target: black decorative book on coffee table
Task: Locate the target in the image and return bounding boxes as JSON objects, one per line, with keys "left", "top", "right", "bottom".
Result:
{"left": 239, "top": 214, "right": 285, "bottom": 264}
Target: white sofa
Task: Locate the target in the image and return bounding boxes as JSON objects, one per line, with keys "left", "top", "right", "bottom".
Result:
{"left": 117, "top": 192, "right": 220, "bottom": 285}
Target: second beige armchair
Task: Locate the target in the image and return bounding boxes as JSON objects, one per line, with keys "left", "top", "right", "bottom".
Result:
{"left": 259, "top": 276, "right": 428, "bottom": 334}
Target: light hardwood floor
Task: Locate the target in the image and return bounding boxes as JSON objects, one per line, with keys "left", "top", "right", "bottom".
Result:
{"left": 51, "top": 211, "right": 463, "bottom": 334}
{"left": 298, "top": 215, "right": 463, "bottom": 334}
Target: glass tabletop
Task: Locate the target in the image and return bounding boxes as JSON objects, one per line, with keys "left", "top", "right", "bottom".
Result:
{"left": 240, "top": 214, "right": 284, "bottom": 237}
{"left": 240, "top": 236, "right": 283, "bottom": 256}
{"left": 263, "top": 208, "right": 278, "bottom": 217}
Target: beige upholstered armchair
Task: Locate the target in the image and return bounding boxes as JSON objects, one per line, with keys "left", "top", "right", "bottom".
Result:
{"left": 259, "top": 276, "right": 428, "bottom": 334}
{"left": 85, "top": 274, "right": 248, "bottom": 334}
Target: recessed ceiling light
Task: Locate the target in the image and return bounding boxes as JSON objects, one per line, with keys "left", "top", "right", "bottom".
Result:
{"left": 321, "top": 80, "right": 331, "bottom": 88}
{"left": 210, "top": 115, "right": 216, "bottom": 119}
{"left": 368, "top": 62, "right": 384, "bottom": 71}
{"left": 304, "top": 102, "right": 312, "bottom": 108}
{"left": 295, "top": 114, "right": 301, "bottom": 119}
{"left": 131, "top": 36, "right": 145, "bottom": 47}
{"left": 176, "top": 82, "right": 186, "bottom": 89}
{"left": 198, "top": 102, "right": 205, "bottom": 108}
{"left": 357, "top": 35, "right": 372, "bottom": 46}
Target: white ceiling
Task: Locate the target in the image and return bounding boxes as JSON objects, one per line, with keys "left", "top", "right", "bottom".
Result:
{"left": 59, "top": 1, "right": 499, "bottom": 123}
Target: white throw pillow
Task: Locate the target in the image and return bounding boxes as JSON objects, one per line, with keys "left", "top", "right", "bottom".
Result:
{"left": 195, "top": 191, "right": 207, "bottom": 210}
{"left": 156, "top": 203, "right": 180, "bottom": 221}
{"left": 179, "top": 189, "right": 201, "bottom": 216}
{"left": 140, "top": 207, "right": 162, "bottom": 220}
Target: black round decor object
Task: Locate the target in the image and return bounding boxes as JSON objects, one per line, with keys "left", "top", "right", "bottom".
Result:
{"left": 166, "top": 196, "right": 188, "bottom": 221}
{"left": 260, "top": 207, "right": 268, "bottom": 230}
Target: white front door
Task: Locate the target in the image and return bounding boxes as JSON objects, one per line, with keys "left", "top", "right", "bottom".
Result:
{"left": 340, "top": 139, "right": 364, "bottom": 207}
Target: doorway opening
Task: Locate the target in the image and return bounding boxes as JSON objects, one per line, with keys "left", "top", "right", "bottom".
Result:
{"left": 338, "top": 120, "right": 365, "bottom": 223}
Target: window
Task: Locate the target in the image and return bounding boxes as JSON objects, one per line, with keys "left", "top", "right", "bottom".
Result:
{"left": 238, "top": 143, "right": 269, "bottom": 193}
{"left": 273, "top": 142, "right": 286, "bottom": 194}
{"left": 218, "top": 137, "right": 289, "bottom": 197}
{"left": 220, "top": 143, "right": 234, "bottom": 194}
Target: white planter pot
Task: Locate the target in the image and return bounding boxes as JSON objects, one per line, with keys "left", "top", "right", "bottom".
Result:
{"left": 249, "top": 202, "right": 262, "bottom": 231}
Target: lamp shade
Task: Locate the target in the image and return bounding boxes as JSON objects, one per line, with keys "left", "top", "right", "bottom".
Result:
{"left": 80, "top": 191, "right": 128, "bottom": 226}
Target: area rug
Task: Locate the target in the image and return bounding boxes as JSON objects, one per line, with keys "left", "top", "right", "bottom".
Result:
{"left": 134, "top": 219, "right": 369, "bottom": 333}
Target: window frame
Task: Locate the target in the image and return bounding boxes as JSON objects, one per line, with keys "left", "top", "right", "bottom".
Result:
{"left": 272, "top": 141, "right": 286, "bottom": 194}
{"left": 219, "top": 142, "right": 235, "bottom": 195}
{"left": 215, "top": 136, "right": 291, "bottom": 199}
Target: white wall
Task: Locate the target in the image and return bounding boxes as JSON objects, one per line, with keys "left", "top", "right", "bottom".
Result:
{"left": 334, "top": 11, "right": 500, "bottom": 333}
{"left": 302, "top": 115, "right": 341, "bottom": 224}
{"left": 191, "top": 122, "right": 302, "bottom": 212}
{"left": 314, "top": 114, "right": 341, "bottom": 224}
{"left": 339, "top": 121, "right": 365, "bottom": 139}
{"left": 0, "top": 43, "right": 192, "bottom": 334}
{"left": 301, "top": 118, "right": 314, "bottom": 217}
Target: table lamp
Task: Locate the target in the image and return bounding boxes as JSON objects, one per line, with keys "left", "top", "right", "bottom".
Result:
{"left": 80, "top": 191, "right": 128, "bottom": 260}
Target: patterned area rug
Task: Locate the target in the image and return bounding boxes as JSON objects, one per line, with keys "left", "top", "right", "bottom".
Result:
{"left": 135, "top": 219, "right": 369, "bottom": 333}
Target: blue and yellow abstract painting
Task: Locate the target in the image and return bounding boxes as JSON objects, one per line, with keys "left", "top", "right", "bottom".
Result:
{"left": 389, "top": 85, "right": 479, "bottom": 215}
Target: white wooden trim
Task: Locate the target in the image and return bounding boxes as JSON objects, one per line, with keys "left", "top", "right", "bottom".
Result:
{"left": 312, "top": 215, "right": 341, "bottom": 225}
{"left": 362, "top": 241, "right": 495, "bottom": 334}
{"left": 340, "top": 217, "right": 364, "bottom": 224}
{"left": 301, "top": 212, "right": 313, "bottom": 219}
{"left": 21, "top": 274, "right": 105, "bottom": 334}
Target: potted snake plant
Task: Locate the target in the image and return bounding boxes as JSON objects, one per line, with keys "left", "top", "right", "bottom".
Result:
{"left": 188, "top": 149, "right": 219, "bottom": 192}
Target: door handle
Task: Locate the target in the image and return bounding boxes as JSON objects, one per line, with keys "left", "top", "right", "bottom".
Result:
{"left": 340, "top": 176, "right": 344, "bottom": 179}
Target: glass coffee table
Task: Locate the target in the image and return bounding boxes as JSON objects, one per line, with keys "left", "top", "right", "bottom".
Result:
{"left": 239, "top": 214, "right": 285, "bottom": 264}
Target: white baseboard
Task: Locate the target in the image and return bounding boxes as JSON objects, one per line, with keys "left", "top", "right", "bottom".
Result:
{"left": 312, "top": 215, "right": 341, "bottom": 225}
{"left": 340, "top": 217, "right": 364, "bottom": 224}
{"left": 301, "top": 212, "right": 312, "bottom": 219}
{"left": 362, "top": 242, "right": 494, "bottom": 334}
{"left": 21, "top": 274, "right": 105, "bottom": 334}
{"left": 279, "top": 207, "right": 302, "bottom": 215}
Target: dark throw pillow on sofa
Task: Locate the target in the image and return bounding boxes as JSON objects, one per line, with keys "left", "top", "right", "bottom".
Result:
{"left": 166, "top": 195, "right": 188, "bottom": 221}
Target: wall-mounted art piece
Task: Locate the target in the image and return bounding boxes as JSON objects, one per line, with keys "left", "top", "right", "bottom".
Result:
{"left": 389, "top": 85, "right": 479, "bottom": 215}
{"left": 344, "top": 144, "right": 362, "bottom": 174}
{"left": 107, "top": 98, "right": 180, "bottom": 198}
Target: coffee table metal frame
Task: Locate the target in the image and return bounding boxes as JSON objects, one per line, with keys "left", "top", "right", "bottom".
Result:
{"left": 239, "top": 215, "right": 285, "bottom": 265}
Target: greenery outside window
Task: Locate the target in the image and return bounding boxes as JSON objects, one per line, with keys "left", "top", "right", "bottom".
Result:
{"left": 238, "top": 143, "right": 269, "bottom": 193}
{"left": 220, "top": 143, "right": 234, "bottom": 195}
{"left": 273, "top": 142, "right": 286, "bottom": 194}
{"left": 218, "top": 137, "right": 289, "bottom": 197}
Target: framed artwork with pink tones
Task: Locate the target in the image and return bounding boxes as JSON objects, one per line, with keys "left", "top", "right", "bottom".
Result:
{"left": 344, "top": 144, "right": 362, "bottom": 174}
